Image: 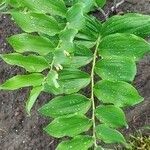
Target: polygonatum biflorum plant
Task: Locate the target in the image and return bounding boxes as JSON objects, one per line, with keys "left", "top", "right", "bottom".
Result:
{"left": 1, "top": 0, "right": 150, "bottom": 149}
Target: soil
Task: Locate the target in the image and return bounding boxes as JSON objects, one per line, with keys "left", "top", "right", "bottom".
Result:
{"left": 0, "top": 1, "right": 150, "bottom": 150}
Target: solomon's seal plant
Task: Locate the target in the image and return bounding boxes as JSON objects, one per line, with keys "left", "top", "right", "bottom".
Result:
{"left": 1, "top": 0, "right": 150, "bottom": 149}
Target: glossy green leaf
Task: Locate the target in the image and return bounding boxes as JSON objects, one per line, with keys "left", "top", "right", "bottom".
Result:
{"left": 1, "top": 53, "right": 49, "bottom": 72}
{"left": 74, "top": 40, "right": 95, "bottom": 48}
{"left": 0, "top": 73, "right": 44, "bottom": 90}
{"left": 44, "top": 69, "right": 91, "bottom": 95}
{"left": 6, "top": 0, "right": 22, "bottom": 7}
{"left": 102, "top": 13, "right": 150, "bottom": 37}
{"left": 44, "top": 115, "right": 92, "bottom": 138}
{"left": 38, "top": 94, "right": 91, "bottom": 117}
{"left": 74, "top": 0, "right": 95, "bottom": 13}
{"left": 53, "top": 50, "right": 71, "bottom": 66}
{"left": 95, "top": 0, "right": 106, "bottom": 8}
{"left": 26, "top": 86, "right": 43, "bottom": 115}
{"left": 46, "top": 71, "right": 60, "bottom": 88}
{"left": 96, "top": 124, "right": 126, "bottom": 144}
{"left": 67, "top": 3, "right": 85, "bottom": 30}
{"left": 12, "top": 12, "right": 61, "bottom": 36}
{"left": 64, "top": 45, "right": 93, "bottom": 68}
{"left": 21, "top": 0, "right": 67, "bottom": 17}
{"left": 53, "top": 45, "right": 93, "bottom": 68}
{"left": 95, "top": 57, "right": 136, "bottom": 81}
{"left": 99, "top": 33, "right": 150, "bottom": 61}
{"left": 76, "top": 15, "right": 102, "bottom": 44}
{"left": 59, "top": 28, "right": 77, "bottom": 52}
{"left": 56, "top": 135, "right": 94, "bottom": 150}
{"left": 96, "top": 105, "right": 128, "bottom": 128}
{"left": 7, "top": 34, "right": 55, "bottom": 55}
{"left": 94, "top": 80, "right": 144, "bottom": 107}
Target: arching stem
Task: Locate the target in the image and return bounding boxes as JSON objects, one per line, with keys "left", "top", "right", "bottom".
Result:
{"left": 91, "top": 36, "right": 101, "bottom": 149}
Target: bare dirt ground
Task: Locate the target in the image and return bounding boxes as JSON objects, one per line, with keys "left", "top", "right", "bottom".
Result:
{"left": 0, "top": 1, "right": 150, "bottom": 150}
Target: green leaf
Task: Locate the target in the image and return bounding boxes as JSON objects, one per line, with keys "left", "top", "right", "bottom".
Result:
{"left": 53, "top": 50, "right": 71, "bottom": 66}
{"left": 0, "top": 73, "right": 44, "bottom": 90}
{"left": 6, "top": 0, "right": 22, "bottom": 7}
{"left": 44, "top": 115, "right": 92, "bottom": 138}
{"left": 12, "top": 12, "right": 61, "bottom": 36}
{"left": 73, "top": 0, "right": 95, "bottom": 13}
{"left": 96, "top": 124, "right": 126, "bottom": 144}
{"left": 44, "top": 69, "right": 91, "bottom": 95}
{"left": 67, "top": 3, "right": 85, "bottom": 30}
{"left": 63, "top": 45, "right": 93, "bottom": 68}
{"left": 95, "top": 57, "right": 136, "bottom": 81}
{"left": 74, "top": 40, "right": 95, "bottom": 48}
{"left": 21, "top": 0, "right": 67, "bottom": 17}
{"left": 101, "top": 13, "right": 150, "bottom": 37}
{"left": 38, "top": 94, "right": 91, "bottom": 117}
{"left": 1, "top": 53, "right": 49, "bottom": 72}
{"left": 96, "top": 105, "right": 128, "bottom": 128}
{"left": 59, "top": 28, "right": 78, "bottom": 53}
{"left": 76, "top": 15, "right": 102, "bottom": 42}
{"left": 94, "top": 80, "right": 144, "bottom": 107}
{"left": 56, "top": 135, "right": 94, "bottom": 150}
{"left": 46, "top": 71, "right": 60, "bottom": 88}
{"left": 7, "top": 34, "right": 55, "bottom": 55}
{"left": 95, "top": 0, "right": 106, "bottom": 8}
{"left": 26, "top": 86, "right": 43, "bottom": 115}
{"left": 53, "top": 44, "right": 93, "bottom": 68}
{"left": 99, "top": 33, "right": 150, "bottom": 61}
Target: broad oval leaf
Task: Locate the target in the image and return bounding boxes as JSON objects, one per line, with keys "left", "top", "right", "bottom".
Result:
{"left": 95, "top": 57, "right": 136, "bottom": 81}
{"left": 94, "top": 80, "right": 144, "bottom": 107}
{"left": 26, "top": 86, "right": 43, "bottom": 115}
{"left": 21, "top": 0, "right": 67, "bottom": 17}
{"left": 96, "top": 105, "right": 128, "bottom": 128}
{"left": 44, "top": 69, "right": 91, "bottom": 95}
{"left": 59, "top": 28, "right": 78, "bottom": 53}
{"left": 96, "top": 124, "right": 126, "bottom": 145}
{"left": 64, "top": 45, "right": 93, "bottom": 68}
{"left": 67, "top": 3, "right": 85, "bottom": 30}
{"left": 99, "top": 33, "right": 150, "bottom": 61}
{"left": 58, "top": 69, "right": 91, "bottom": 94}
{"left": 101, "top": 13, "right": 150, "bottom": 37}
{"left": 74, "top": 0, "right": 95, "bottom": 13}
{"left": 44, "top": 115, "right": 92, "bottom": 138}
{"left": 12, "top": 12, "right": 61, "bottom": 36}
{"left": 76, "top": 15, "right": 102, "bottom": 47}
{"left": 1, "top": 53, "right": 49, "bottom": 72}
{"left": 38, "top": 94, "right": 91, "bottom": 117}
{"left": 75, "top": 40, "right": 95, "bottom": 48}
{"left": 56, "top": 135, "right": 94, "bottom": 150}
{"left": 7, "top": 34, "right": 55, "bottom": 55}
{"left": 53, "top": 45, "right": 93, "bottom": 68}
{"left": 0, "top": 73, "right": 44, "bottom": 90}
{"left": 6, "top": 0, "right": 22, "bottom": 7}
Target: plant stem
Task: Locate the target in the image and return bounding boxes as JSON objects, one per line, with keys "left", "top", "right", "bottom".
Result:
{"left": 111, "top": 0, "right": 125, "bottom": 12}
{"left": 91, "top": 36, "right": 101, "bottom": 149}
{"left": 98, "top": 7, "right": 108, "bottom": 20}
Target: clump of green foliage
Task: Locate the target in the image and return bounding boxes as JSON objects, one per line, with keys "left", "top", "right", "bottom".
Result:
{"left": 1, "top": 0, "right": 150, "bottom": 149}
